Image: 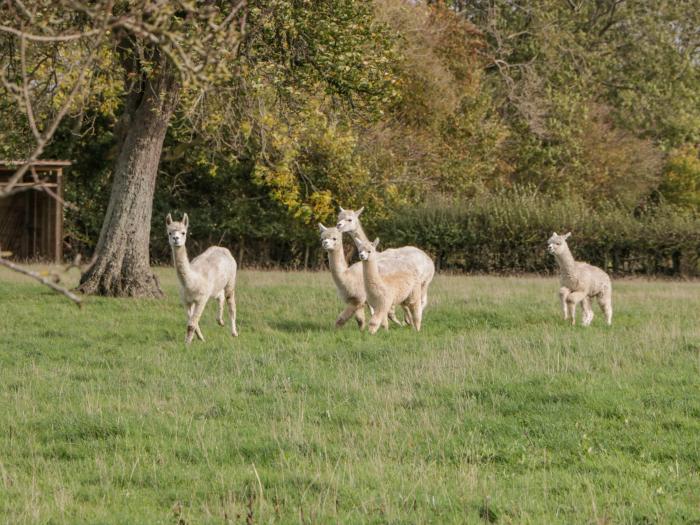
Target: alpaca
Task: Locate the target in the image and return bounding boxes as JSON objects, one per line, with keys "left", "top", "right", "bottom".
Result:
{"left": 547, "top": 232, "right": 613, "bottom": 326}
{"left": 166, "top": 213, "right": 238, "bottom": 344}
{"left": 336, "top": 207, "right": 435, "bottom": 314}
{"left": 319, "top": 224, "right": 408, "bottom": 329}
{"left": 357, "top": 238, "right": 423, "bottom": 334}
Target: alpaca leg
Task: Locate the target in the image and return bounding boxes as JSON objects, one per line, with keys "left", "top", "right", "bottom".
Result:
{"left": 368, "top": 311, "right": 384, "bottom": 334}
{"left": 388, "top": 305, "right": 404, "bottom": 327}
{"left": 225, "top": 287, "right": 238, "bottom": 337}
{"left": 597, "top": 290, "right": 613, "bottom": 326}
{"left": 409, "top": 302, "right": 422, "bottom": 331}
{"left": 581, "top": 296, "right": 594, "bottom": 327}
{"left": 409, "top": 287, "right": 422, "bottom": 331}
{"left": 336, "top": 303, "right": 359, "bottom": 328}
{"left": 421, "top": 281, "right": 429, "bottom": 314}
{"left": 402, "top": 305, "right": 414, "bottom": 327}
{"left": 559, "top": 287, "right": 570, "bottom": 320}
{"left": 382, "top": 312, "right": 389, "bottom": 331}
{"left": 184, "top": 303, "right": 204, "bottom": 341}
{"left": 354, "top": 303, "right": 366, "bottom": 330}
{"left": 216, "top": 292, "right": 225, "bottom": 326}
{"left": 566, "top": 291, "right": 586, "bottom": 326}
{"left": 566, "top": 301, "right": 576, "bottom": 325}
{"left": 186, "top": 300, "right": 207, "bottom": 344}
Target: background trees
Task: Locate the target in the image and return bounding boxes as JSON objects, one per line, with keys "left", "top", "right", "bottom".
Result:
{"left": 2, "top": 0, "right": 699, "bottom": 278}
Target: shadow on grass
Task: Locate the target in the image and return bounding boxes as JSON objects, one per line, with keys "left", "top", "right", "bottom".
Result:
{"left": 423, "top": 306, "right": 551, "bottom": 333}
{"left": 269, "top": 319, "right": 330, "bottom": 333}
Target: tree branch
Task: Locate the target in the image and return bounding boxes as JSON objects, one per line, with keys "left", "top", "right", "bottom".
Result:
{"left": 0, "top": 257, "right": 82, "bottom": 307}
{"left": 0, "top": 24, "right": 105, "bottom": 42}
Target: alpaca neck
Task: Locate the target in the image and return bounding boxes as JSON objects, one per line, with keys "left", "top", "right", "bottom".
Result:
{"left": 554, "top": 246, "right": 577, "bottom": 278}
{"left": 350, "top": 221, "right": 369, "bottom": 245}
{"left": 172, "top": 245, "right": 195, "bottom": 288}
{"left": 327, "top": 247, "right": 349, "bottom": 288}
{"left": 362, "top": 255, "right": 384, "bottom": 296}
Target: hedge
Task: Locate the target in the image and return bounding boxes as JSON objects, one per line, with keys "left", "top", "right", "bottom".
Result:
{"left": 373, "top": 192, "right": 700, "bottom": 276}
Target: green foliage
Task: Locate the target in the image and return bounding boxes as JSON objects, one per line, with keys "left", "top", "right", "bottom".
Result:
{"left": 459, "top": 0, "right": 700, "bottom": 195}
{"left": 4, "top": 0, "right": 700, "bottom": 272}
{"left": 244, "top": 0, "right": 400, "bottom": 110}
{"left": 368, "top": 0, "right": 508, "bottom": 196}
{"left": 2, "top": 268, "right": 700, "bottom": 522}
{"left": 250, "top": 97, "right": 371, "bottom": 226}
{"left": 0, "top": 101, "right": 33, "bottom": 158}
{"left": 378, "top": 190, "right": 700, "bottom": 276}
{"left": 659, "top": 145, "right": 700, "bottom": 211}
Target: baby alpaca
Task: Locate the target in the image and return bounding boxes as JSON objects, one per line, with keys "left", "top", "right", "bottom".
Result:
{"left": 319, "top": 224, "right": 405, "bottom": 329}
{"left": 547, "top": 232, "right": 612, "bottom": 326}
{"left": 167, "top": 213, "right": 238, "bottom": 344}
{"left": 357, "top": 238, "right": 423, "bottom": 335}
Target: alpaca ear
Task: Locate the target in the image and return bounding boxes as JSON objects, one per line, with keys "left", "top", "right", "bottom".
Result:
{"left": 182, "top": 213, "right": 189, "bottom": 228}
{"left": 563, "top": 232, "right": 571, "bottom": 240}
{"left": 372, "top": 237, "right": 380, "bottom": 248}
{"left": 339, "top": 205, "right": 346, "bottom": 213}
{"left": 318, "top": 223, "right": 327, "bottom": 232}
{"left": 356, "top": 206, "right": 364, "bottom": 217}
{"left": 552, "top": 231, "right": 558, "bottom": 237}
{"left": 166, "top": 213, "right": 172, "bottom": 225}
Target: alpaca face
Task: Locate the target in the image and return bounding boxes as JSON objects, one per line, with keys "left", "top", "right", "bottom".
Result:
{"left": 166, "top": 213, "right": 189, "bottom": 248}
{"left": 547, "top": 232, "right": 570, "bottom": 255}
{"left": 336, "top": 207, "right": 363, "bottom": 233}
{"left": 357, "top": 238, "right": 379, "bottom": 261}
{"left": 319, "top": 226, "right": 342, "bottom": 251}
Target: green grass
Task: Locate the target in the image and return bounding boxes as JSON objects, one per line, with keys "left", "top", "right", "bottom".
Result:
{"left": 1, "top": 267, "right": 699, "bottom": 524}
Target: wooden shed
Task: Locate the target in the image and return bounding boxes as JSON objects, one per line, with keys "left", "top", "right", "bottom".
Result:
{"left": 0, "top": 160, "right": 70, "bottom": 262}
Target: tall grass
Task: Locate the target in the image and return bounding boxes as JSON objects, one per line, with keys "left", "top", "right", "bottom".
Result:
{"left": 1, "top": 267, "right": 700, "bottom": 523}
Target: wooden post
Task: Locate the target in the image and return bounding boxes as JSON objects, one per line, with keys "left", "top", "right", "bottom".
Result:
{"left": 32, "top": 189, "right": 38, "bottom": 258}
{"left": 55, "top": 168, "right": 63, "bottom": 262}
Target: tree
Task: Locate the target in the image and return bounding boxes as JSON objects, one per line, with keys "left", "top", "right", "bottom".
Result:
{"left": 78, "top": 44, "right": 183, "bottom": 297}
{"left": 145, "top": 0, "right": 404, "bottom": 247}
{"left": 76, "top": 2, "right": 246, "bottom": 297}
{"left": 452, "top": 0, "right": 700, "bottom": 200}
{"left": 659, "top": 145, "right": 700, "bottom": 211}
{"left": 1, "top": 0, "right": 246, "bottom": 297}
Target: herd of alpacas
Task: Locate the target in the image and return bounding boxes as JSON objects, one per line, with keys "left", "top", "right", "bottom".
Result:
{"left": 166, "top": 208, "right": 613, "bottom": 344}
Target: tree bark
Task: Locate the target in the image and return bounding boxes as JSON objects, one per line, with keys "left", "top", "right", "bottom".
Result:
{"left": 79, "top": 59, "right": 179, "bottom": 297}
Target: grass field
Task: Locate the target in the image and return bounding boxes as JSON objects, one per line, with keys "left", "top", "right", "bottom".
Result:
{"left": 1, "top": 266, "right": 699, "bottom": 524}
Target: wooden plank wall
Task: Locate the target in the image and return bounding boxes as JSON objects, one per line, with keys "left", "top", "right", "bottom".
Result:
{"left": 0, "top": 169, "right": 63, "bottom": 261}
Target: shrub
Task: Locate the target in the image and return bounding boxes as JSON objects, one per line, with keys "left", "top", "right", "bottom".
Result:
{"left": 375, "top": 190, "right": 700, "bottom": 276}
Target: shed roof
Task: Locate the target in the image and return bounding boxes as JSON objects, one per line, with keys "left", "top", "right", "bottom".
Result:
{"left": 0, "top": 160, "right": 72, "bottom": 172}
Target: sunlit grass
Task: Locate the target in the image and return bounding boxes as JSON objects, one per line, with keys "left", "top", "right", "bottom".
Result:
{"left": 1, "top": 266, "right": 699, "bottom": 523}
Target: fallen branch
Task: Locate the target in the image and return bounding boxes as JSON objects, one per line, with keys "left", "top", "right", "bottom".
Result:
{"left": 0, "top": 257, "right": 82, "bottom": 307}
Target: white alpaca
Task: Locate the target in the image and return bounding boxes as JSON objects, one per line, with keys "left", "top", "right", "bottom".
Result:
{"left": 357, "top": 238, "right": 423, "bottom": 334}
{"left": 336, "top": 207, "right": 435, "bottom": 314}
{"left": 166, "top": 213, "right": 238, "bottom": 344}
{"left": 547, "top": 232, "right": 612, "bottom": 326}
{"left": 318, "top": 224, "right": 407, "bottom": 329}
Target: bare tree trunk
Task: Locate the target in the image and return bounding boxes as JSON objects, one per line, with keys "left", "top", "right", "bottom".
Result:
{"left": 79, "top": 60, "right": 179, "bottom": 297}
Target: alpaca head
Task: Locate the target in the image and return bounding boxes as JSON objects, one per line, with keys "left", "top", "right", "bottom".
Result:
{"left": 336, "top": 206, "right": 364, "bottom": 233}
{"left": 318, "top": 223, "right": 342, "bottom": 251}
{"left": 547, "top": 232, "right": 571, "bottom": 255}
{"left": 357, "top": 238, "right": 379, "bottom": 261}
{"left": 166, "top": 213, "right": 189, "bottom": 247}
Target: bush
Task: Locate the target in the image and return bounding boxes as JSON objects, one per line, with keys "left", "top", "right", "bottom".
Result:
{"left": 375, "top": 190, "right": 700, "bottom": 276}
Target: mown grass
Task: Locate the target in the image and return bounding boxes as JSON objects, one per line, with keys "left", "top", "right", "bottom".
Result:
{"left": 1, "top": 266, "right": 699, "bottom": 524}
